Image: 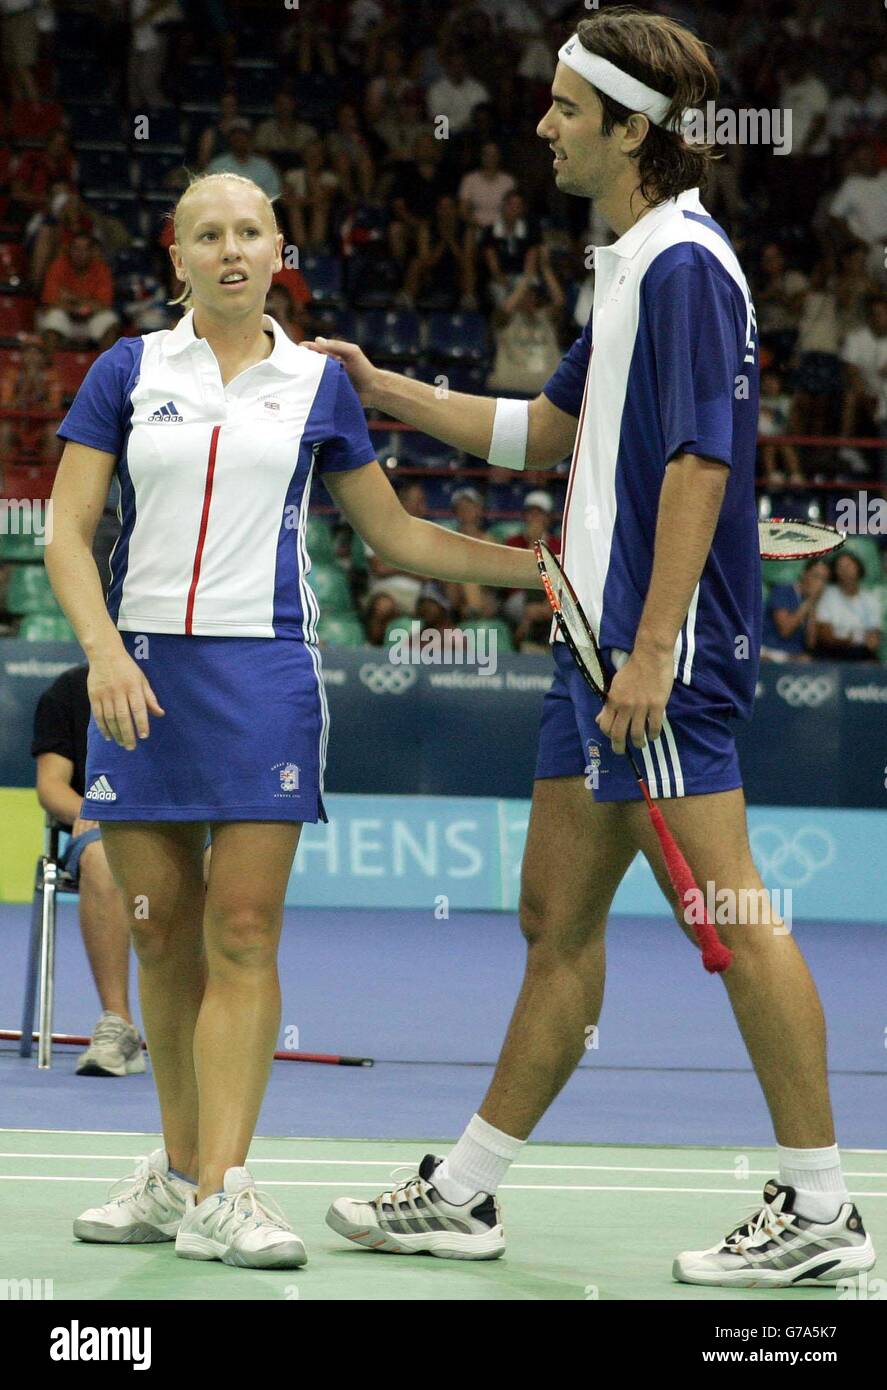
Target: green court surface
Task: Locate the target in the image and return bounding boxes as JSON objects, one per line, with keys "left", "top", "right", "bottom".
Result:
{"left": 1, "top": 1129, "right": 884, "bottom": 1301}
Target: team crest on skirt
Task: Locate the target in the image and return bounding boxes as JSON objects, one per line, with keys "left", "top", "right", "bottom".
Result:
{"left": 272, "top": 761, "right": 300, "bottom": 793}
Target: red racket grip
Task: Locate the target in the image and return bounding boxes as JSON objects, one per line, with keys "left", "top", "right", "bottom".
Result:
{"left": 641, "top": 789, "right": 733, "bottom": 974}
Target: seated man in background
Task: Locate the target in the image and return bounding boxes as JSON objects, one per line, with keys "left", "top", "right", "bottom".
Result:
{"left": 31, "top": 664, "right": 211, "bottom": 1076}
{"left": 760, "top": 557, "right": 828, "bottom": 662}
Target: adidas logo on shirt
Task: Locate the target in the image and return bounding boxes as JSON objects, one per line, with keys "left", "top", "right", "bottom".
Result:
{"left": 147, "top": 400, "right": 183, "bottom": 423}
{"left": 86, "top": 775, "right": 117, "bottom": 802}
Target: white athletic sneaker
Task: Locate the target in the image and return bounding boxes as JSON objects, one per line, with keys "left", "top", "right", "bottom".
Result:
{"left": 175, "top": 1167, "right": 307, "bottom": 1269}
{"left": 326, "top": 1154, "right": 505, "bottom": 1259}
{"left": 76, "top": 1012, "right": 146, "bottom": 1077}
{"left": 74, "top": 1148, "right": 195, "bottom": 1243}
{"left": 674, "top": 1180, "right": 876, "bottom": 1287}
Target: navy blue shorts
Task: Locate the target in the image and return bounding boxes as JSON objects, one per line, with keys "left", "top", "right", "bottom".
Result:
{"left": 534, "top": 641, "right": 743, "bottom": 802}
{"left": 81, "top": 633, "right": 329, "bottom": 824}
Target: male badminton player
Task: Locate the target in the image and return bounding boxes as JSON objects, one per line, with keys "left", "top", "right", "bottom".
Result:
{"left": 44, "top": 171, "right": 541, "bottom": 1270}
{"left": 316, "top": 9, "right": 876, "bottom": 1286}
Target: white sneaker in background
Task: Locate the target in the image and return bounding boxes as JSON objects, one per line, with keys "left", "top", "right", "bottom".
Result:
{"left": 76, "top": 1011, "right": 146, "bottom": 1077}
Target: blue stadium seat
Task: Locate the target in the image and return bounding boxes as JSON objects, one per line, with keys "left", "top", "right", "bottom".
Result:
{"left": 68, "top": 104, "right": 126, "bottom": 146}
{"left": 57, "top": 61, "right": 114, "bottom": 104}
{"left": 100, "top": 194, "right": 142, "bottom": 239}
{"left": 441, "top": 363, "right": 488, "bottom": 393}
{"left": 301, "top": 256, "right": 345, "bottom": 308}
{"left": 234, "top": 61, "right": 278, "bottom": 109}
{"left": 360, "top": 310, "right": 421, "bottom": 362}
{"left": 427, "top": 311, "right": 488, "bottom": 364}
{"left": 396, "top": 431, "right": 457, "bottom": 469}
{"left": 111, "top": 246, "right": 157, "bottom": 278}
{"left": 76, "top": 148, "right": 133, "bottom": 194}
{"left": 132, "top": 147, "right": 187, "bottom": 190}
{"left": 126, "top": 109, "right": 185, "bottom": 147}
{"left": 312, "top": 307, "right": 357, "bottom": 341}
{"left": 419, "top": 478, "right": 457, "bottom": 513}
{"left": 181, "top": 60, "right": 226, "bottom": 101}
{"left": 348, "top": 254, "right": 402, "bottom": 310}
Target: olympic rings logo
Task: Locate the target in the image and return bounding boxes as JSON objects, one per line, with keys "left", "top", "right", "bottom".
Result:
{"left": 749, "top": 825, "right": 835, "bottom": 889}
{"left": 358, "top": 663, "right": 418, "bottom": 695}
{"left": 775, "top": 674, "right": 836, "bottom": 708}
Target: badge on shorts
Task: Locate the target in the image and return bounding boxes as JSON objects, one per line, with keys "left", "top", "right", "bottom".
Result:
{"left": 273, "top": 762, "right": 300, "bottom": 792}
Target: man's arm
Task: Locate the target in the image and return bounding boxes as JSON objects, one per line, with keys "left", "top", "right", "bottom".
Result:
{"left": 35, "top": 751, "right": 83, "bottom": 826}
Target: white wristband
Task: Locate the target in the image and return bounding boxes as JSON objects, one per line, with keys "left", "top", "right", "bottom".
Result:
{"left": 487, "top": 398, "right": 529, "bottom": 471}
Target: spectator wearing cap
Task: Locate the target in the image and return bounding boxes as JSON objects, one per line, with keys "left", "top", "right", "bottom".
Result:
{"left": 36, "top": 232, "right": 120, "bottom": 351}
{"left": 503, "top": 490, "right": 561, "bottom": 643}
{"left": 206, "top": 120, "right": 282, "bottom": 201}
{"left": 450, "top": 485, "right": 487, "bottom": 539}
{"left": 813, "top": 552, "right": 882, "bottom": 660}
{"left": 0, "top": 332, "right": 63, "bottom": 477}
{"left": 487, "top": 252, "right": 565, "bottom": 396}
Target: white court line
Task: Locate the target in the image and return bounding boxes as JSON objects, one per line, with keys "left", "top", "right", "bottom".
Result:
{"left": 1, "top": 1152, "right": 887, "bottom": 1179}
{"left": 1, "top": 1175, "right": 886, "bottom": 1196}
{"left": 1, "top": 1128, "right": 884, "bottom": 1156}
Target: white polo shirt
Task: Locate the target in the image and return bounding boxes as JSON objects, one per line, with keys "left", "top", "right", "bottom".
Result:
{"left": 57, "top": 310, "right": 377, "bottom": 639}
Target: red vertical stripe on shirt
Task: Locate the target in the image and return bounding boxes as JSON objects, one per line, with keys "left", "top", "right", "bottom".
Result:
{"left": 185, "top": 424, "right": 221, "bottom": 636}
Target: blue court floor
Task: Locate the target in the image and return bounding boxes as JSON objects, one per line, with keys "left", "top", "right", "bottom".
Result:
{"left": 1, "top": 906, "right": 885, "bottom": 1148}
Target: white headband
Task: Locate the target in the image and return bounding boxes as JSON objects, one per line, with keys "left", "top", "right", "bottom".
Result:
{"left": 558, "top": 34, "right": 693, "bottom": 133}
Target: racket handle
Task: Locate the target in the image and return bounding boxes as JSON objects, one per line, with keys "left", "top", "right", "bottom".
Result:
{"left": 643, "top": 794, "right": 734, "bottom": 974}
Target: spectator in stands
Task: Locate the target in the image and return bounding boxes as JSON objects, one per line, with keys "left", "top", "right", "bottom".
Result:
{"left": 0, "top": 0, "right": 40, "bottom": 102}
{"left": 128, "top": 0, "right": 181, "bottom": 110}
{"left": 7, "top": 129, "right": 76, "bottom": 237}
{"left": 195, "top": 90, "right": 243, "bottom": 170}
{"left": 400, "top": 193, "right": 477, "bottom": 309}
{"left": 758, "top": 367, "right": 802, "bottom": 485}
{"left": 480, "top": 190, "right": 540, "bottom": 307}
{"left": 364, "top": 480, "right": 429, "bottom": 613}
{"left": 426, "top": 46, "right": 490, "bottom": 136}
{"left": 787, "top": 259, "right": 843, "bottom": 475}
{"left": 363, "top": 590, "right": 398, "bottom": 646}
{"left": 0, "top": 331, "right": 63, "bottom": 469}
{"left": 267, "top": 267, "right": 313, "bottom": 343}
{"left": 839, "top": 294, "right": 887, "bottom": 476}
{"left": 37, "top": 232, "right": 119, "bottom": 351}
{"left": 386, "top": 131, "right": 458, "bottom": 267}
{"left": 487, "top": 255, "right": 564, "bottom": 397}
{"left": 833, "top": 245, "right": 882, "bottom": 338}
{"left": 828, "top": 142, "right": 887, "bottom": 283}
{"left": 416, "top": 580, "right": 458, "bottom": 637}
{"left": 760, "top": 557, "right": 829, "bottom": 662}
{"left": 27, "top": 185, "right": 97, "bottom": 296}
{"left": 502, "top": 490, "right": 561, "bottom": 644}
{"left": 372, "top": 89, "right": 429, "bottom": 171}
{"left": 282, "top": 139, "right": 341, "bottom": 254}
{"left": 450, "top": 485, "right": 487, "bottom": 539}
{"left": 255, "top": 90, "right": 319, "bottom": 171}
{"left": 753, "top": 242, "right": 808, "bottom": 367}
{"left": 827, "top": 66, "right": 887, "bottom": 153}
{"left": 458, "top": 142, "right": 516, "bottom": 230}
{"left": 326, "top": 103, "right": 376, "bottom": 203}
{"left": 206, "top": 120, "right": 282, "bottom": 201}
{"left": 31, "top": 664, "right": 150, "bottom": 1077}
{"left": 813, "top": 552, "right": 882, "bottom": 660}
{"left": 773, "top": 48, "right": 830, "bottom": 223}
{"left": 364, "top": 41, "right": 418, "bottom": 127}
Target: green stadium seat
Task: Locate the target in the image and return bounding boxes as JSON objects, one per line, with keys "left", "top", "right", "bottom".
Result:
{"left": 0, "top": 534, "right": 44, "bottom": 562}
{"left": 306, "top": 563, "right": 352, "bottom": 614}
{"left": 319, "top": 614, "right": 365, "bottom": 647}
{"left": 458, "top": 617, "right": 514, "bottom": 651}
{"left": 306, "top": 515, "right": 336, "bottom": 564}
{"left": 384, "top": 616, "right": 415, "bottom": 644}
{"left": 19, "top": 613, "right": 77, "bottom": 642}
{"left": 489, "top": 521, "right": 524, "bottom": 542}
{"left": 761, "top": 558, "right": 803, "bottom": 588}
{"left": 6, "top": 564, "right": 59, "bottom": 616}
{"left": 349, "top": 531, "right": 368, "bottom": 572}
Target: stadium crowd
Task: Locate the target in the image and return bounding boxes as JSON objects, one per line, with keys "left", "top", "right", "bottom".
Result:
{"left": 0, "top": 0, "right": 885, "bottom": 657}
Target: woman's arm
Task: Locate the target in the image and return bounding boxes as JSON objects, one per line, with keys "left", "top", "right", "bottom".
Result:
{"left": 324, "top": 462, "right": 543, "bottom": 590}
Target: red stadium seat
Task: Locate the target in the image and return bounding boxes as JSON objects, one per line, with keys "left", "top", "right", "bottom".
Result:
{"left": 2, "top": 463, "right": 57, "bottom": 501}
{"left": 54, "top": 349, "right": 97, "bottom": 397}
{"left": 9, "top": 100, "right": 66, "bottom": 142}
{"left": 0, "top": 296, "right": 36, "bottom": 337}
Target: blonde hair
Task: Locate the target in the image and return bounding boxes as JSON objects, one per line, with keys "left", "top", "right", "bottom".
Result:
{"left": 166, "top": 171, "right": 281, "bottom": 313}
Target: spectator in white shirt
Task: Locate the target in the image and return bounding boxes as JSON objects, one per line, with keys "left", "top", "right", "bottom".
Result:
{"left": 458, "top": 143, "right": 516, "bottom": 230}
{"left": 781, "top": 51, "right": 830, "bottom": 156}
{"left": 0, "top": 0, "right": 40, "bottom": 102}
{"left": 839, "top": 294, "right": 887, "bottom": 474}
{"left": 827, "top": 67, "right": 887, "bottom": 150}
{"left": 813, "top": 553, "right": 881, "bottom": 660}
{"left": 829, "top": 143, "right": 887, "bottom": 282}
{"left": 129, "top": 0, "right": 181, "bottom": 109}
{"left": 427, "top": 48, "right": 490, "bottom": 136}
{"left": 254, "top": 91, "right": 319, "bottom": 169}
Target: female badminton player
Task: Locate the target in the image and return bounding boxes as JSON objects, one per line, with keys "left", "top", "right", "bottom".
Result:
{"left": 43, "top": 170, "right": 540, "bottom": 1269}
{"left": 316, "top": 11, "right": 876, "bottom": 1288}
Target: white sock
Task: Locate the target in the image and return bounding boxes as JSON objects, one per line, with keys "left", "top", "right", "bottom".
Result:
{"left": 434, "top": 1113, "right": 526, "bottom": 1203}
{"left": 777, "top": 1143, "right": 849, "bottom": 1223}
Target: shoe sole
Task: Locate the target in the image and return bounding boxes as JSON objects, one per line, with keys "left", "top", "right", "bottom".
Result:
{"left": 73, "top": 1220, "right": 177, "bottom": 1244}
{"left": 325, "top": 1205, "right": 505, "bottom": 1260}
{"left": 673, "top": 1238, "right": 876, "bottom": 1287}
{"left": 176, "top": 1232, "right": 307, "bottom": 1269}
{"left": 76, "top": 1053, "right": 147, "bottom": 1077}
